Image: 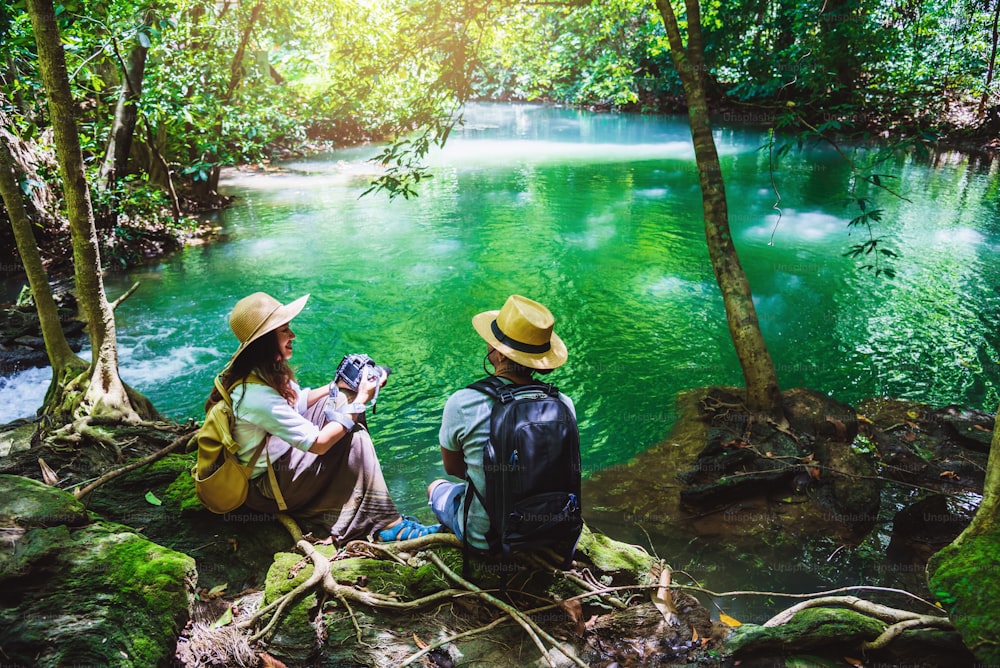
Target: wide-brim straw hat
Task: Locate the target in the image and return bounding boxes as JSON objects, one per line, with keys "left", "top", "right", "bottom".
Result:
{"left": 472, "top": 294, "right": 567, "bottom": 370}
{"left": 228, "top": 292, "right": 309, "bottom": 361}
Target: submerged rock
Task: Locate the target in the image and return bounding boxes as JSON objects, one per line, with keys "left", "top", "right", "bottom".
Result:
{"left": 584, "top": 386, "right": 882, "bottom": 554}
{"left": 0, "top": 474, "right": 195, "bottom": 667}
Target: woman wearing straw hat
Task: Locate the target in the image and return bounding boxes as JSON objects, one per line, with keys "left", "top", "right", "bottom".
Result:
{"left": 427, "top": 294, "right": 575, "bottom": 551}
{"left": 206, "top": 291, "right": 440, "bottom": 543}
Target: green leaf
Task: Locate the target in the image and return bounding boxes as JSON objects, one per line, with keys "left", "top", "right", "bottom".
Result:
{"left": 211, "top": 606, "right": 234, "bottom": 628}
{"left": 144, "top": 490, "right": 162, "bottom": 506}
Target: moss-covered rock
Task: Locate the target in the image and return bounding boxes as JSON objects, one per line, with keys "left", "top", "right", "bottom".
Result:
{"left": 725, "top": 607, "right": 886, "bottom": 655}
{"left": 928, "top": 528, "right": 1000, "bottom": 665}
{"left": 261, "top": 549, "right": 324, "bottom": 661}
{"left": 0, "top": 472, "right": 90, "bottom": 528}
{"left": 0, "top": 474, "right": 194, "bottom": 667}
{"left": 724, "top": 605, "right": 974, "bottom": 666}
{"left": 84, "top": 452, "right": 292, "bottom": 593}
{"left": 575, "top": 524, "right": 656, "bottom": 575}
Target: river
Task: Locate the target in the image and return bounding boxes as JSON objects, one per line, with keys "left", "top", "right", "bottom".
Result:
{"left": 2, "top": 103, "right": 998, "bottom": 576}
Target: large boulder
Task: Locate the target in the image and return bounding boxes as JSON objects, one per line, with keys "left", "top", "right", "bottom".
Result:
{"left": 0, "top": 474, "right": 195, "bottom": 667}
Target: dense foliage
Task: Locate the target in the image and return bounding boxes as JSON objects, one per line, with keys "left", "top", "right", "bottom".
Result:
{"left": 0, "top": 0, "right": 486, "bottom": 269}
{"left": 473, "top": 0, "right": 999, "bottom": 135}
{"left": 1, "top": 0, "right": 996, "bottom": 273}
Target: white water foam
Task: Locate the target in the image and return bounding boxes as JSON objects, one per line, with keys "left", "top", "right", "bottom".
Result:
{"left": 0, "top": 338, "right": 222, "bottom": 423}
{"left": 0, "top": 366, "right": 51, "bottom": 423}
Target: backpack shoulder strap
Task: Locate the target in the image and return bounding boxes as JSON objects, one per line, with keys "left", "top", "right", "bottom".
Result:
{"left": 217, "top": 372, "right": 288, "bottom": 511}
{"left": 466, "top": 376, "right": 559, "bottom": 404}
{"left": 214, "top": 375, "right": 234, "bottom": 407}
{"left": 466, "top": 375, "right": 506, "bottom": 399}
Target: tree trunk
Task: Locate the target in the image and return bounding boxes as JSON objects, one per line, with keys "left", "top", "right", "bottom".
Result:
{"left": 654, "top": 0, "right": 784, "bottom": 421}
{"left": 98, "top": 33, "right": 149, "bottom": 193}
{"left": 225, "top": 0, "right": 265, "bottom": 101}
{"left": 953, "top": 405, "right": 1000, "bottom": 544}
{"left": 25, "top": 0, "right": 156, "bottom": 424}
{"left": 0, "top": 113, "right": 89, "bottom": 409}
{"left": 980, "top": 0, "right": 1000, "bottom": 119}
{"left": 925, "top": 403, "right": 1000, "bottom": 664}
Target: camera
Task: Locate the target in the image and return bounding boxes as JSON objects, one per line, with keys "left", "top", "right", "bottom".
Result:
{"left": 335, "top": 354, "right": 389, "bottom": 392}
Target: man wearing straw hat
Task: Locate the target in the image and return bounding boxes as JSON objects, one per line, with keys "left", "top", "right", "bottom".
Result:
{"left": 427, "top": 294, "right": 576, "bottom": 552}
{"left": 206, "top": 291, "right": 440, "bottom": 543}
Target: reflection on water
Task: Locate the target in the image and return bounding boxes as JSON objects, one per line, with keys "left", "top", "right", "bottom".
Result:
{"left": 3, "top": 103, "right": 999, "bottom": 553}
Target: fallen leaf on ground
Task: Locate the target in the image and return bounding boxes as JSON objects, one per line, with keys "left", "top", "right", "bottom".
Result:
{"left": 719, "top": 613, "right": 742, "bottom": 627}
{"left": 259, "top": 652, "right": 287, "bottom": 668}
{"left": 38, "top": 458, "right": 58, "bottom": 486}
{"left": 559, "top": 599, "right": 586, "bottom": 635}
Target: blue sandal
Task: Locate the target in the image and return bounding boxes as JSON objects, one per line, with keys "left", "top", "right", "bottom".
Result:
{"left": 377, "top": 516, "right": 441, "bottom": 542}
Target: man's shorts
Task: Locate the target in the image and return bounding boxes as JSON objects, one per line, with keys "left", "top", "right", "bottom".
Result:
{"left": 428, "top": 480, "right": 465, "bottom": 541}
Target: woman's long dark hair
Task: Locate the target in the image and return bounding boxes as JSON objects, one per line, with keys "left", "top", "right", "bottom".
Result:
{"left": 205, "top": 330, "right": 297, "bottom": 410}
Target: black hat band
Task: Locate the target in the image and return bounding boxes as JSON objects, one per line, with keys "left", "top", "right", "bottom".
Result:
{"left": 491, "top": 320, "right": 551, "bottom": 354}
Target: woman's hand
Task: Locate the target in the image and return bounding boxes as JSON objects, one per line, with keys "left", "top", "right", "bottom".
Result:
{"left": 354, "top": 374, "right": 378, "bottom": 405}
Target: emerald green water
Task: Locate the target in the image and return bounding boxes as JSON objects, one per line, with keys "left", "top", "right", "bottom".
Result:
{"left": 6, "top": 104, "right": 1000, "bottom": 528}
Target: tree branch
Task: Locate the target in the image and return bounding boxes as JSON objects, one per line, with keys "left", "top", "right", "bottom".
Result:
{"left": 72, "top": 428, "right": 195, "bottom": 499}
{"left": 109, "top": 281, "right": 141, "bottom": 311}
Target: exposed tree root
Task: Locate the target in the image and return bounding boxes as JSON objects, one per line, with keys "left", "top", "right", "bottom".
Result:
{"left": 425, "top": 550, "right": 589, "bottom": 668}
{"left": 863, "top": 615, "right": 956, "bottom": 650}
{"left": 759, "top": 594, "right": 954, "bottom": 652}
{"left": 72, "top": 428, "right": 196, "bottom": 499}
{"left": 215, "top": 514, "right": 958, "bottom": 666}
{"left": 233, "top": 515, "right": 596, "bottom": 666}
{"left": 763, "top": 595, "right": 938, "bottom": 627}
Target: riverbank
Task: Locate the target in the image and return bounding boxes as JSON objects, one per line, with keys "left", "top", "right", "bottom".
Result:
{"left": 0, "top": 380, "right": 988, "bottom": 666}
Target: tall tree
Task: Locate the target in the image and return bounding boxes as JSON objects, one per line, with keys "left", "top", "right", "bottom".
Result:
{"left": 25, "top": 0, "right": 156, "bottom": 424}
{"left": 0, "top": 114, "right": 89, "bottom": 408}
{"left": 981, "top": 0, "right": 1000, "bottom": 118}
{"left": 98, "top": 13, "right": 152, "bottom": 196}
{"left": 653, "top": 0, "right": 785, "bottom": 421}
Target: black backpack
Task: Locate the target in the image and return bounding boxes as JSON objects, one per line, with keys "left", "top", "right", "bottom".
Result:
{"left": 462, "top": 376, "right": 583, "bottom": 572}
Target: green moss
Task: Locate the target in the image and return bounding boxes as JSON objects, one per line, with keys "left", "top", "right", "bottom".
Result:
{"left": 104, "top": 530, "right": 195, "bottom": 618}
{"left": 264, "top": 550, "right": 322, "bottom": 660}
{"left": 0, "top": 516, "right": 193, "bottom": 667}
{"left": 162, "top": 466, "right": 202, "bottom": 514}
{"left": 0, "top": 474, "right": 90, "bottom": 528}
{"left": 928, "top": 530, "right": 1000, "bottom": 665}
{"left": 725, "top": 607, "right": 886, "bottom": 655}
{"left": 328, "top": 555, "right": 451, "bottom": 597}
{"left": 576, "top": 524, "right": 657, "bottom": 576}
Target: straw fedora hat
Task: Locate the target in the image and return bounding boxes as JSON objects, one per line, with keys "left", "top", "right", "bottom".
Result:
{"left": 228, "top": 292, "right": 309, "bottom": 359}
{"left": 472, "top": 295, "right": 567, "bottom": 370}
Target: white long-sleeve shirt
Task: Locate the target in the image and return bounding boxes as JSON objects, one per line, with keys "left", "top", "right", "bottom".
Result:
{"left": 230, "top": 380, "right": 318, "bottom": 478}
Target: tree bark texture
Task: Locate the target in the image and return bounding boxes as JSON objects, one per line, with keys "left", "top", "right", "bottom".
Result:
{"left": 99, "top": 35, "right": 149, "bottom": 192}
{"left": 25, "top": 0, "right": 149, "bottom": 423}
{"left": 0, "top": 113, "right": 88, "bottom": 397}
{"left": 954, "top": 404, "right": 1000, "bottom": 542}
{"left": 654, "top": 0, "right": 784, "bottom": 420}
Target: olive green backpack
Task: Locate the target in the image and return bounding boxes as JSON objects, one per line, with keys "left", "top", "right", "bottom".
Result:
{"left": 192, "top": 374, "right": 287, "bottom": 513}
